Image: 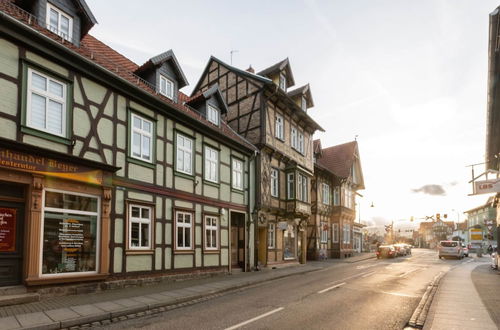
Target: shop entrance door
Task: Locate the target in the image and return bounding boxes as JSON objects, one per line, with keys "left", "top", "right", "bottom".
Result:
{"left": 0, "top": 201, "right": 24, "bottom": 286}
{"left": 230, "top": 212, "right": 245, "bottom": 269}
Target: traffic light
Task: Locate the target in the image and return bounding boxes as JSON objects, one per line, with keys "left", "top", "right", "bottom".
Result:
{"left": 436, "top": 213, "right": 441, "bottom": 221}
{"left": 444, "top": 214, "right": 447, "bottom": 219}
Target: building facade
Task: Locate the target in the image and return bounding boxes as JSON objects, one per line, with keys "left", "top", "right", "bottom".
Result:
{"left": 192, "top": 58, "right": 323, "bottom": 266}
{"left": 464, "top": 197, "right": 497, "bottom": 248}
{"left": 0, "top": 0, "right": 256, "bottom": 293}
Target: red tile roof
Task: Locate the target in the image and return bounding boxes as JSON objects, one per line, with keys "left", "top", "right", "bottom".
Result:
{"left": 1, "top": 0, "right": 256, "bottom": 152}
{"left": 317, "top": 141, "right": 358, "bottom": 179}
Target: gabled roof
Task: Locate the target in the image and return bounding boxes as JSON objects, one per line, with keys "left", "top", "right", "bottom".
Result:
{"left": 186, "top": 84, "right": 228, "bottom": 114}
{"left": 464, "top": 196, "right": 496, "bottom": 214}
{"left": 15, "top": 0, "right": 97, "bottom": 36}
{"left": 257, "top": 58, "right": 295, "bottom": 87}
{"left": 191, "top": 56, "right": 272, "bottom": 95}
{"left": 135, "top": 50, "right": 189, "bottom": 88}
{"left": 287, "top": 84, "right": 314, "bottom": 108}
{"left": 317, "top": 141, "right": 364, "bottom": 189}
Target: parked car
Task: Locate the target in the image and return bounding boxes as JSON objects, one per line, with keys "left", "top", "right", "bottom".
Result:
{"left": 393, "top": 244, "right": 407, "bottom": 256}
{"left": 438, "top": 240, "right": 464, "bottom": 259}
{"left": 492, "top": 252, "right": 498, "bottom": 270}
{"left": 376, "top": 245, "right": 397, "bottom": 258}
{"left": 461, "top": 243, "right": 469, "bottom": 257}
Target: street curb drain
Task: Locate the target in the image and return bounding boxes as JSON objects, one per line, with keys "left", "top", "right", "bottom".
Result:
{"left": 407, "top": 271, "right": 445, "bottom": 328}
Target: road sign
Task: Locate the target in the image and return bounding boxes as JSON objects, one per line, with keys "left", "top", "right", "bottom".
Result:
{"left": 470, "top": 228, "right": 483, "bottom": 243}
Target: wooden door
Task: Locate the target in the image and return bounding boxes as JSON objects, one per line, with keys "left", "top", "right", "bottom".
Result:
{"left": 0, "top": 201, "right": 24, "bottom": 286}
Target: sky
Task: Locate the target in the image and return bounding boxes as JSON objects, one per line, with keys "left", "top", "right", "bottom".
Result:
{"left": 86, "top": 0, "right": 499, "bottom": 229}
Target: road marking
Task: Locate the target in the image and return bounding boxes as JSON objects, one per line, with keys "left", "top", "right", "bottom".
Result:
{"left": 381, "top": 291, "right": 419, "bottom": 298}
{"left": 318, "top": 282, "right": 346, "bottom": 294}
{"left": 399, "top": 268, "right": 419, "bottom": 277}
{"left": 225, "top": 307, "right": 284, "bottom": 330}
{"left": 362, "top": 271, "right": 376, "bottom": 278}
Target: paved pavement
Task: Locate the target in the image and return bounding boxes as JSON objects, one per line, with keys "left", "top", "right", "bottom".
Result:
{"left": 471, "top": 261, "right": 500, "bottom": 326}
{"left": 423, "top": 256, "right": 498, "bottom": 330}
{"left": 0, "top": 253, "right": 374, "bottom": 329}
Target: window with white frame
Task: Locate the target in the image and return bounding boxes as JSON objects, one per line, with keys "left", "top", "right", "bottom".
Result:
{"left": 207, "top": 104, "right": 219, "bottom": 125}
{"left": 204, "top": 146, "right": 218, "bottom": 183}
{"left": 204, "top": 215, "right": 218, "bottom": 250}
{"left": 232, "top": 158, "right": 243, "bottom": 190}
{"left": 176, "top": 211, "right": 193, "bottom": 250}
{"left": 268, "top": 223, "right": 275, "bottom": 248}
{"left": 321, "top": 222, "right": 328, "bottom": 243}
{"left": 27, "top": 68, "right": 67, "bottom": 136}
{"left": 333, "top": 187, "right": 340, "bottom": 206}
{"left": 343, "top": 224, "right": 351, "bottom": 244}
{"left": 291, "top": 127, "right": 297, "bottom": 149}
{"left": 297, "top": 173, "right": 308, "bottom": 202}
{"left": 332, "top": 223, "right": 339, "bottom": 243}
{"left": 287, "top": 173, "right": 295, "bottom": 199}
{"left": 275, "top": 115, "right": 284, "bottom": 140}
{"left": 322, "top": 183, "right": 330, "bottom": 205}
{"left": 176, "top": 133, "right": 193, "bottom": 175}
{"left": 159, "top": 75, "right": 174, "bottom": 99}
{"left": 131, "top": 113, "right": 153, "bottom": 162}
{"left": 301, "top": 96, "right": 307, "bottom": 111}
{"left": 298, "top": 132, "right": 304, "bottom": 154}
{"left": 46, "top": 3, "right": 73, "bottom": 41}
{"left": 279, "top": 73, "right": 286, "bottom": 91}
{"left": 129, "top": 204, "right": 152, "bottom": 249}
{"left": 270, "top": 168, "right": 279, "bottom": 197}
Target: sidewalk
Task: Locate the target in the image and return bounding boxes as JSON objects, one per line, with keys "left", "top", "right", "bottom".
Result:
{"left": 0, "top": 255, "right": 374, "bottom": 330}
{"left": 423, "top": 257, "right": 498, "bottom": 330}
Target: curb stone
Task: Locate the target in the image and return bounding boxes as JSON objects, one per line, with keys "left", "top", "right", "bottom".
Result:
{"left": 407, "top": 271, "right": 445, "bottom": 328}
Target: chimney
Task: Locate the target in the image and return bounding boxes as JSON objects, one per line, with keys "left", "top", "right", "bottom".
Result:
{"left": 246, "top": 65, "right": 255, "bottom": 74}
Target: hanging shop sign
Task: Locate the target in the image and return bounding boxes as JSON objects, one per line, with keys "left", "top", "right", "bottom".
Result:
{"left": 474, "top": 178, "right": 500, "bottom": 195}
{"left": 0, "top": 148, "right": 103, "bottom": 185}
{"left": 0, "top": 208, "right": 16, "bottom": 252}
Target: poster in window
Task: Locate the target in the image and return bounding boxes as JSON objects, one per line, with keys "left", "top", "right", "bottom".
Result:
{"left": 0, "top": 208, "right": 16, "bottom": 252}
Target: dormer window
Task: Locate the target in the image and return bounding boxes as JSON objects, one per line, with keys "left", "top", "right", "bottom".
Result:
{"left": 279, "top": 73, "right": 286, "bottom": 91}
{"left": 301, "top": 96, "right": 307, "bottom": 111}
{"left": 159, "top": 75, "right": 174, "bottom": 99}
{"left": 207, "top": 104, "right": 219, "bottom": 125}
{"left": 46, "top": 3, "right": 73, "bottom": 42}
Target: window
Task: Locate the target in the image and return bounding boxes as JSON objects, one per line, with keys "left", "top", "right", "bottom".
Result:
{"left": 27, "top": 68, "right": 67, "bottom": 137}
{"left": 275, "top": 115, "right": 284, "bottom": 140}
{"left": 176, "top": 211, "right": 193, "bottom": 250}
{"left": 128, "top": 204, "right": 152, "bottom": 250}
{"left": 301, "top": 96, "right": 307, "bottom": 111}
{"left": 42, "top": 190, "right": 99, "bottom": 275}
{"left": 268, "top": 223, "right": 275, "bottom": 248}
{"left": 176, "top": 133, "right": 193, "bottom": 175}
{"left": 131, "top": 113, "right": 153, "bottom": 162}
{"left": 204, "top": 216, "right": 218, "bottom": 250}
{"left": 271, "top": 168, "right": 279, "bottom": 197}
{"left": 291, "top": 127, "right": 297, "bottom": 149}
{"left": 333, "top": 187, "right": 340, "bottom": 206}
{"left": 297, "top": 174, "right": 308, "bottom": 202}
{"left": 46, "top": 3, "right": 73, "bottom": 41}
{"left": 159, "top": 75, "right": 174, "bottom": 99}
{"left": 322, "top": 183, "right": 330, "bottom": 205}
{"left": 321, "top": 222, "right": 328, "bottom": 243}
{"left": 207, "top": 104, "right": 219, "bottom": 125}
{"left": 298, "top": 132, "right": 304, "bottom": 154}
{"left": 204, "top": 146, "right": 218, "bottom": 183}
{"left": 287, "top": 173, "right": 295, "bottom": 199}
{"left": 343, "top": 224, "right": 351, "bottom": 244}
{"left": 279, "top": 73, "right": 286, "bottom": 91}
{"left": 332, "top": 223, "right": 339, "bottom": 243}
{"left": 232, "top": 158, "right": 243, "bottom": 190}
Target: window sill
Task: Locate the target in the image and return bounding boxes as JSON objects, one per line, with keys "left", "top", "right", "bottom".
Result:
{"left": 125, "top": 249, "right": 154, "bottom": 255}
{"left": 174, "top": 249, "right": 195, "bottom": 254}
{"left": 20, "top": 126, "right": 72, "bottom": 145}
{"left": 127, "top": 156, "right": 156, "bottom": 169}
{"left": 174, "top": 171, "right": 195, "bottom": 180}
{"left": 203, "top": 249, "right": 220, "bottom": 254}
{"left": 204, "top": 180, "right": 220, "bottom": 188}
{"left": 231, "top": 188, "right": 244, "bottom": 194}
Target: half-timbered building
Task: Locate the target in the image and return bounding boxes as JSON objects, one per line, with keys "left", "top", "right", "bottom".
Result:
{"left": 192, "top": 58, "right": 323, "bottom": 266}
{"left": 310, "top": 140, "right": 365, "bottom": 259}
{"left": 0, "top": 0, "right": 256, "bottom": 297}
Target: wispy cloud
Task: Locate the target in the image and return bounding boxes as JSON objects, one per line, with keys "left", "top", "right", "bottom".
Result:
{"left": 412, "top": 184, "right": 446, "bottom": 196}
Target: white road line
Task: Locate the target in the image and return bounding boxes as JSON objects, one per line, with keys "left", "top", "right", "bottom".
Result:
{"left": 224, "top": 307, "right": 285, "bottom": 330}
{"left": 399, "top": 268, "right": 419, "bottom": 277}
{"left": 318, "top": 282, "right": 346, "bottom": 294}
{"left": 362, "top": 271, "right": 376, "bottom": 278}
{"left": 380, "top": 291, "right": 419, "bottom": 298}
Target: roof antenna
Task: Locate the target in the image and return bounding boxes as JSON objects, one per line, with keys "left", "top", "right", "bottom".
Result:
{"left": 230, "top": 50, "right": 239, "bottom": 65}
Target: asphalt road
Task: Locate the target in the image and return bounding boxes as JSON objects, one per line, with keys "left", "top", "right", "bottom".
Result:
{"left": 101, "top": 249, "right": 469, "bottom": 330}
